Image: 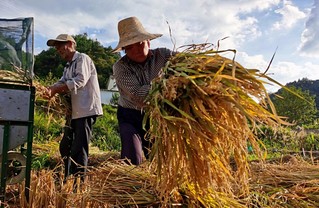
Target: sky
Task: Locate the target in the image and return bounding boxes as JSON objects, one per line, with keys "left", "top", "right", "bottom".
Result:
{"left": 1, "top": 0, "right": 318, "bottom": 92}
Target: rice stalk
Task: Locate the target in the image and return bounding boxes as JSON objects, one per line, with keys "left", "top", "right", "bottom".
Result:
{"left": 20, "top": 169, "right": 61, "bottom": 208}
{"left": 0, "top": 63, "right": 32, "bottom": 84}
{"left": 34, "top": 81, "right": 71, "bottom": 119}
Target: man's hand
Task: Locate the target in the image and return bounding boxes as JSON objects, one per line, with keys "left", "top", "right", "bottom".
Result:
{"left": 42, "top": 87, "right": 54, "bottom": 100}
{"left": 43, "top": 83, "right": 68, "bottom": 100}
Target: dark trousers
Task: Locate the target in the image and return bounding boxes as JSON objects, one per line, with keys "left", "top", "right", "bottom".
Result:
{"left": 59, "top": 115, "right": 96, "bottom": 180}
{"left": 117, "top": 105, "right": 151, "bottom": 165}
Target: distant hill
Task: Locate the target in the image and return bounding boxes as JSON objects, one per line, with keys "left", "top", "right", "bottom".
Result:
{"left": 272, "top": 78, "right": 319, "bottom": 109}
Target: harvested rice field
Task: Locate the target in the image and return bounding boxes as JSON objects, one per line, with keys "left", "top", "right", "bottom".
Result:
{"left": 2, "top": 44, "right": 319, "bottom": 207}
{"left": 3, "top": 149, "right": 319, "bottom": 208}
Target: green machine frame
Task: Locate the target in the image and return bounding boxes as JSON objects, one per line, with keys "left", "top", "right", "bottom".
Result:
{"left": 0, "top": 83, "right": 35, "bottom": 206}
{"left": 0, "top": 17, "right": 35, "bottom": 207}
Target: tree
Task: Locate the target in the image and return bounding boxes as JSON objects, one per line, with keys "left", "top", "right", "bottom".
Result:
{"left": 270, "top": 86, "right": 318, "bottom": 126}
{"left": 33, "top": 47, "right": 64, "bottom": 78}
{"left": 34, "top": 33, "right": 120, "bottom": 89}
{"left": 285, "top": 78, "right": 319, "bottom": 110}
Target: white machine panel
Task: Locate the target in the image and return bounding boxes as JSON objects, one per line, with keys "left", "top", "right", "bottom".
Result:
{"left": 0, "top": 125, "right": 28, "bottom": 154}
{"left": 0, "top": 88, "right": 31, "bottom": 121}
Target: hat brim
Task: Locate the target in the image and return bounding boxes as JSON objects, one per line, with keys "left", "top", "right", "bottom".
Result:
{"left": 112, "top": 33, "right": 162, "bottom": 53}
{"left": 47, "top": 39, "right": 73, "bottom": 46}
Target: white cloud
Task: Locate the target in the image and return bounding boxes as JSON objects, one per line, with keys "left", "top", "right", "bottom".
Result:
{"left": 2, "top": 0, "right": 318, "bottom": 88}
{"left": 272, "top": 0, "right": 306, "bottom": 30}
{"left": 0, "top": 0, "right": 280, "bottom": 50}
{"left": 237, "top": 52, "right": 269, "bottom": 71}
{"left": 298, "top": 0, "right": 319, "bottom": 57}
{"left": 234, "top": 51, "right": 319, "bottom": 93}
{"left": 266, "top": 60, "right": 319, "bottom": 91}
{"left": 272, "top": 61, "right": 303, "bottom": 82}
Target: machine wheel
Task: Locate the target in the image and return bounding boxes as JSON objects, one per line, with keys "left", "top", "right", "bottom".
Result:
{"left": 0, "top": 151, "right": 26, "bottom": 185}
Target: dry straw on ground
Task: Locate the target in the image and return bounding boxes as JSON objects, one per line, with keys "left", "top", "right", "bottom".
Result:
{"left": 18, "top": 160, "right": 160, "bottom": 208}
{"left": 13, "top": 156, "right": 319, "bottom": 208}
{"left": 247, "top": 156, "right": 319, "bottom": 208}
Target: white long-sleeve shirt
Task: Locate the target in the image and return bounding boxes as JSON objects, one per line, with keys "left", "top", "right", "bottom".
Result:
{"left": 57, "top": 51, "right": 103, "bottom": 119}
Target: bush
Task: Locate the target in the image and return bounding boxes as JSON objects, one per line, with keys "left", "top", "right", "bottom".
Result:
{"left": 33, "top": 99, "right": 120, "bottom": 151}
{"left": 255, "top": 125, "right": 300, "bottom": 152}
{"left": 33, "top": 109, "right": 64, "bottom": 143}
{"left": 92, "top": 104, "right": 121, "bottom": 151}
{"left": 255, "top": 124, "right": 319, "bottom": 154}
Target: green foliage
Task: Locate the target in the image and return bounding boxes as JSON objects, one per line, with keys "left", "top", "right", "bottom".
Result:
{"left": 303, "top": 119, "right": 319, "bottom": 129}
{"left": 303, "top": 133, "right": 317, "bottom": 150}
{"left": 33, "top": 110, "right": 64, "bottom": 143}
{"left": 285, "top": 78, "right": 319, "bottom": 110}
{"left": 92, "top": 105, "right": 121, "bottom": 151}
{"left": 31, "top": 153, "right": 52, "bottom": 170}
{"left": 33, "top": 103, "right": 120, "bottom": 151}
{"left": 255, "top": 124, "right": 319, "bottom": 154}
{"left": 256, "top": 125, "right": 300, "bottom": 152}
{"left": 33, "top": 47, "right": 65, "bottom": 78}
{"left": 299, "top": 132, "right": 319, "bottom": 151}
{"left": 270, "top": 86, "right": 317, "bottom": 125}
{"left": 33, "top": 33, "right": 120, "bottom": 89}
{"left": 109, "top": 92, "right": 119, "bottom": 106}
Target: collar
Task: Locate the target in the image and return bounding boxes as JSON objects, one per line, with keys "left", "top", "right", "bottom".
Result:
{"left": 66, "top": 51, "right": 79, "bottom": 66}
{"left": 71, "top": 51, "right": 79, "bottom": 62}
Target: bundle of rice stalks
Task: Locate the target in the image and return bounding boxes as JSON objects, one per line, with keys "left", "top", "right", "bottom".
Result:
{"left": 144, "top": 44, "right": 286, "bottom": 204}
{"left": 16, "top": 157, "right": 319, "bottom": 207}
{"left": 34, "top": 82, "right": 71, "bottom": 119}
{"left": 0, "top": 70, "right": 26, "bottom": 83}
{"left": 19, "top": 160, "right": 161, "bottom": 208}
{"left": 0, "top": 64, "right": 32, "bottom": 84}
{"left": 0, "top": 68, "right": 71, "bottom": 119}
{"left": 85, "top": 160, "right": 160, "bottom": 207}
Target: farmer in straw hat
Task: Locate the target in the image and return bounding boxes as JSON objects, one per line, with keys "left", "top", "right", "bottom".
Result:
{"left": 113, "top": 16, "right": 176, "bottom": 165}
{"left": 44, "top": 34, "right": 103, "bottom": 183}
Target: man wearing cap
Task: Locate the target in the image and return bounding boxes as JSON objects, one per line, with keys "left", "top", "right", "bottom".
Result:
{"left": 45, "top": 34, "right": 103, "bottom": 181}
{"left": 112, "top": 16, "right": 176, "bottom": 165}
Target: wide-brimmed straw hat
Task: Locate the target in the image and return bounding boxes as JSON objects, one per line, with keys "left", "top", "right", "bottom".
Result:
{"left": 112, "top": 16, "right": 162, "bottom": 53}
{"left": 47, "top": 34, "right": 76, "bottom": 46}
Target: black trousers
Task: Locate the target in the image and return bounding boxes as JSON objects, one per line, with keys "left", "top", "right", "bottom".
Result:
{"left": 59, "top": 115, "right": 96, "bottom": 180}
{"left": 117, "top": 105, "right": 151, "bottom": 165}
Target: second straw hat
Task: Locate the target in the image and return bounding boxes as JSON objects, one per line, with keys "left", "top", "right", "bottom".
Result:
{"left": 112, "top": 17, "right": 162, "bottom": 53}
